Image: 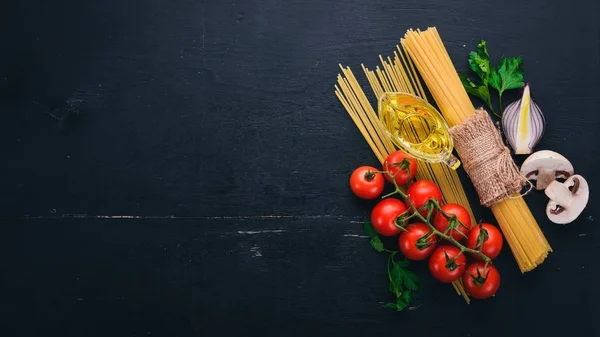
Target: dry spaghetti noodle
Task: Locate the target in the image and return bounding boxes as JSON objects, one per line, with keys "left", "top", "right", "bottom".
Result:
{"left": 335, "top": 52, "right": 473, "bottom": 303}
{"left": 401, "top": 27, "right": 551, "bottom": 272}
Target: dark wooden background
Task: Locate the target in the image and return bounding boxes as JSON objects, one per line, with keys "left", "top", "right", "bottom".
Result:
{"left": 1, "top": 0, "right": 599, "bottom": 336}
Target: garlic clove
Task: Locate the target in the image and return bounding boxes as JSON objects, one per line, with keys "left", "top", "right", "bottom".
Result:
{"left": 501, "top": 84, "right": 545, "bottom": 155}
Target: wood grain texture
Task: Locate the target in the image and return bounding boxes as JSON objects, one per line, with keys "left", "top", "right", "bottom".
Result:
{"left": 1, "top": 217, "right": 599, "bottom": 336}
{"left": 0, "top": 0, "right": 599, "bottom": 336}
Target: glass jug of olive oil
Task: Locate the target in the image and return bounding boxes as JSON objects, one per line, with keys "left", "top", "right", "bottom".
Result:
{"left": 378, "top": 92, "right": 460, "bottom": 169}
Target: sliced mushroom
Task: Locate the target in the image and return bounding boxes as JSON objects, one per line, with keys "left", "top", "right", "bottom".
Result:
{"left": 520, "top": 150, "right": 574, "bottom": 190}
{"left": 544, "top": 175, "right": 589, "bottom": 224}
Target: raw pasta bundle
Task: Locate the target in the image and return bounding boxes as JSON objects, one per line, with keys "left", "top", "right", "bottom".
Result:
{"left": 335, "top": 49, "right": 474, "bottom": 302}
{"left": 401, "top": 27, "right": 551, "bottom": 272}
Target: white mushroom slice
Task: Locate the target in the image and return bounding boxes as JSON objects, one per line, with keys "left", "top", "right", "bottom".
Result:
{"left": 545, "top": 175, "right": 589, "bottom": 224}
{"left": 520, "top": 150, "right": 574, "bottom": 190}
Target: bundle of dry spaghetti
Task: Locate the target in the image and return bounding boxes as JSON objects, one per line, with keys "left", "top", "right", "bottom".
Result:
{"left": 335, "top": 50, "right": 472, "bottom": 302}
{"left": 401, "top": 27, "right": 551, "bottom": 272}
{"left": 361, "top": 50, "right": 476, "bottom": 227}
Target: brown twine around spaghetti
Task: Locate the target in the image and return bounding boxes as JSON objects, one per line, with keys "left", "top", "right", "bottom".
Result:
{"left": 450, "top": 109, "right": 528, "bottom": 207}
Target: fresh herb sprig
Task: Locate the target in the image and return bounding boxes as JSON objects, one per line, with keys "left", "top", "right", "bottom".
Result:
{"left": 459, "top": 40, "right": 524, "bottom": 118}
{"left": 361, "top": 165, "right": 493, "bottom": 311}
{"left": 363, "top": 221, "right": 421, "bottom": 311}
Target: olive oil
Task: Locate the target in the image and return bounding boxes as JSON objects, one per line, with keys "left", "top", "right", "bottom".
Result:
{"left": 378, "top": 92, "right": 460, "bottom": 169}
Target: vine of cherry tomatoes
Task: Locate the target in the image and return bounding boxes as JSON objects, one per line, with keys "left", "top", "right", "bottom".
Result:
{"left": 350, "top": 150, "right": 504, "bottom": 300}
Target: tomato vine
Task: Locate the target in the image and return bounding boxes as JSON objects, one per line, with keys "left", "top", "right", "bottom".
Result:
{"left": 382, "top": 168, "right": 492, "bottom": 265}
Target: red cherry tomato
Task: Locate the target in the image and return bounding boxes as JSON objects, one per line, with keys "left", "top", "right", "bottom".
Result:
{"left": 349, "top": 166, "right": 385, "bottom": 200}
{"left": 467, "top": 223, "right": 503, "bottom": 260}
{"left": 463, "top": 262, "right": 501, "bottom": 299}
{"left": 432, "top": 203, "right": 472, "bottom": 242}
{"left": 383, "top": 151, "right": 418, "bottom": 186}
{"left": 428, "top": 245, "right": 466, "bottom": 283}
{"left": 370, "top": 198, "right": 408, "bottom": 236}
{"left": 398, "top": 223, "right": 437, "bottom": 260}
{"left": 406, "top": 180, "right": 443, "bottom": 217}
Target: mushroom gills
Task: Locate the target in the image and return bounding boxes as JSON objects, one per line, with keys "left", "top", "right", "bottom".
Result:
{"left": 520, "top": 150, "right": 574, "bottom": 190}
{"left": 544, "top": 175, "right": 589, "bottom": 225}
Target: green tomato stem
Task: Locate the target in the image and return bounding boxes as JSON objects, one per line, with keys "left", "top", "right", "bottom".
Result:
{"left": 498, "top": 94, "right": 503, "bottom": 116}
{"left": 388, "top": 172, "right": 492, "bottom": 264}
{"left": 381, "top": 190, "right": 400, "bottom": 199}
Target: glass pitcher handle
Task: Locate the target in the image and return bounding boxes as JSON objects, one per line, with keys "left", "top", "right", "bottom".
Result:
{"left": 442, "top": 153, "right": 461, "bottom": 170}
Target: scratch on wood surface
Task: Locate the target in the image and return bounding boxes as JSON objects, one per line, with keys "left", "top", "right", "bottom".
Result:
{"left": 250, "top": 245, "right": 262, "bottom": 257}
{"left": 208, "top": 215, "right": 304, "bottom": 220}
{"left": 237, "top": 230, "right": 285, "bottom": 235}
{"left": 22, "top": 214, "right": 176, "bottom": 219}
{"left": 18, "top": 214, "right": 363, "bottom": 221}
{"left": 343, "top": 234, "right": 369, "bottom": 238}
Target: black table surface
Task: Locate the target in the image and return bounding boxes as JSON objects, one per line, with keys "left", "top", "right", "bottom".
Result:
{"left": 2, "top": 0, "right": 600, "bottom": 336}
